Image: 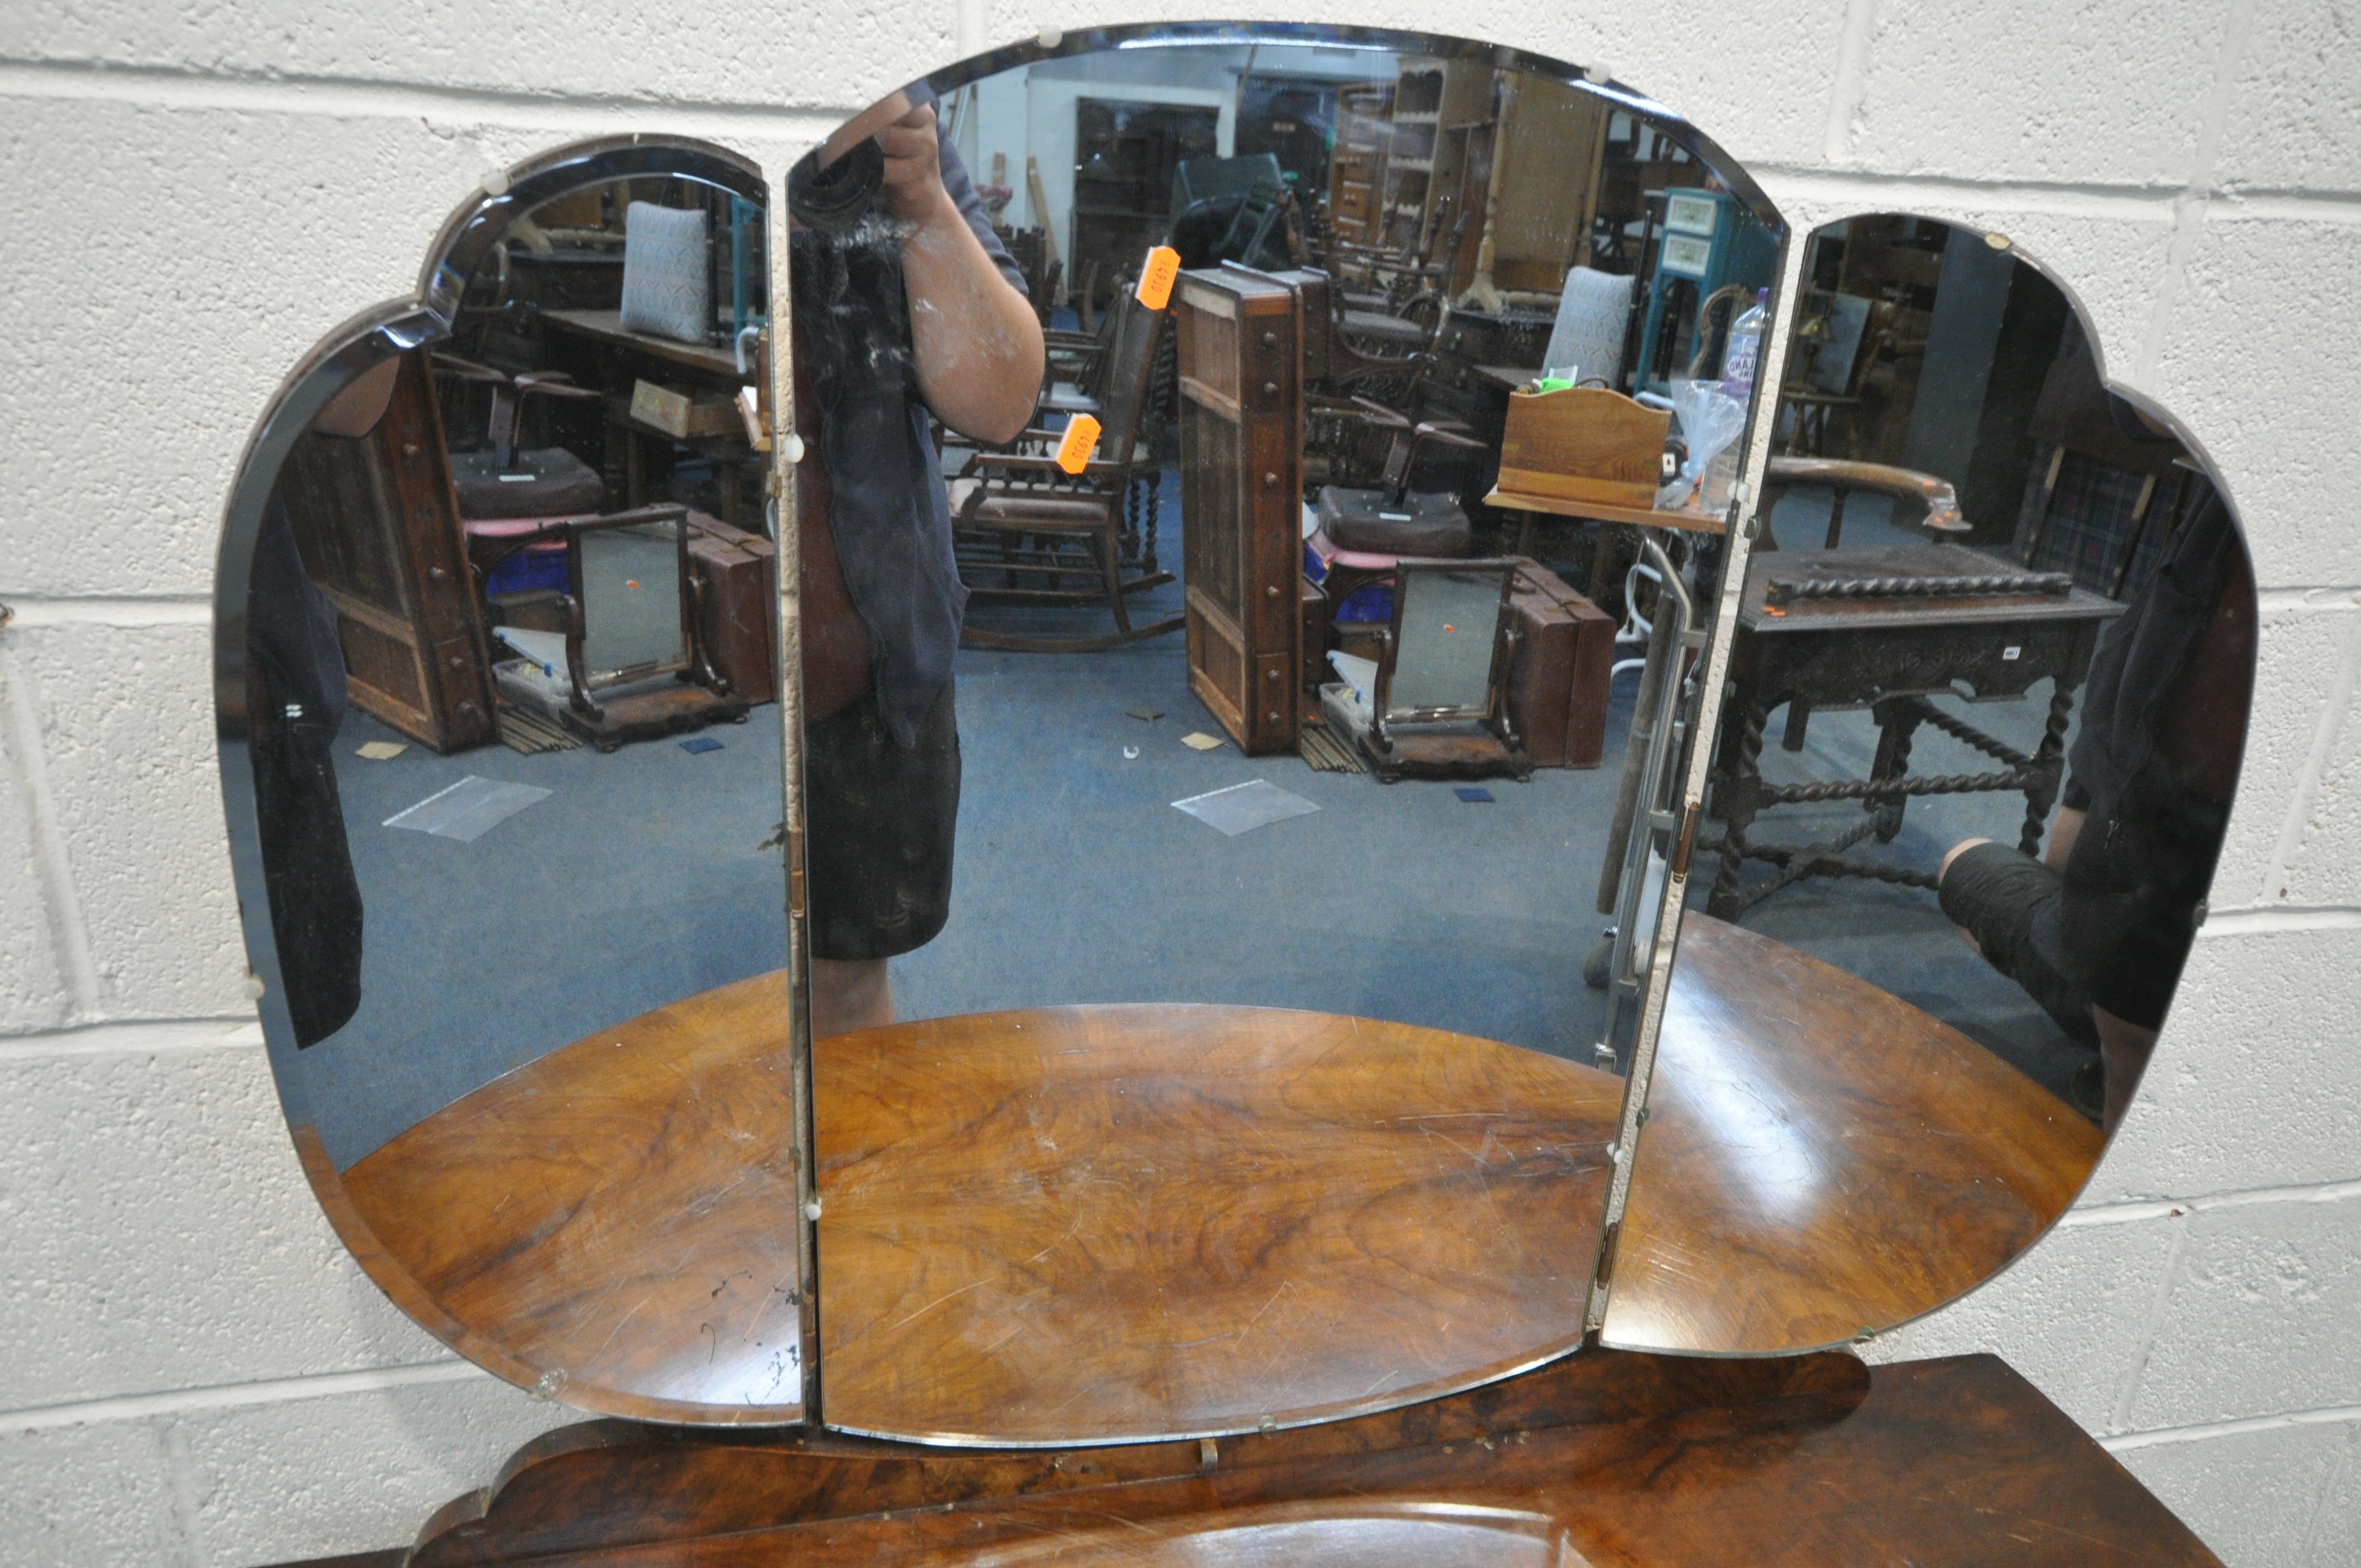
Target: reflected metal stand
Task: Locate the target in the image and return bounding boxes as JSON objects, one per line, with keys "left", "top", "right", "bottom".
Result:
{"left": 1585, "top": 537, "right": 1695, "bottom": 1074}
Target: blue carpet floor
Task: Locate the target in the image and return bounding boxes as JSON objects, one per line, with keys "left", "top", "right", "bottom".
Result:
{"left": 297, "top": 481, "right": 2092, "bottom": 1169}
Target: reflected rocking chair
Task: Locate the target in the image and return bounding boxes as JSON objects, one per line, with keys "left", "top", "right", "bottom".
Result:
{"left": 949, "top": 285, "right": 1182, "bottom": 652}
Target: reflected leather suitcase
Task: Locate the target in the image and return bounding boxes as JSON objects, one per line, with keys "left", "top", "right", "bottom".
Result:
{"left": 686, "top": 511, "right": 777, "bottom": 706}
{"left": 1507, "top": 559, "right": 1615, "bottom": 769}
{"left": 1313, "top": 487, "right": 1474, "bottom": 557}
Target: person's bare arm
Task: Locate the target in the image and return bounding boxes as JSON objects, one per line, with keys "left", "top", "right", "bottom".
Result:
{"left": 2044, "top": 805, "right": 2086, "bottom": 871}
{"left": 313, "top": 356, "right": 400, "bottom": 437}
{"left": 823, "top": 96, "right": 1044, "bottom": 444}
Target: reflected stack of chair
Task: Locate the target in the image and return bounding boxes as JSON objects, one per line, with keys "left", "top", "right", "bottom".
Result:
{"left": 948, "top": 279, "right": 1179, "bottom": 652}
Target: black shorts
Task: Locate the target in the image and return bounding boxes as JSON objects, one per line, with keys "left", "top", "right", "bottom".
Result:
{"left": 2055, "top": 765, "right": 2224, "bottom": 1030}
{"left": 804, "top": 677, "right": 960, "bottom": 962}
{"left": 1939, "top": 762, "right": 2223, "bottom": 1036}
{"left": 1937, "top": 843, "right": 2096, "bottom": 1045}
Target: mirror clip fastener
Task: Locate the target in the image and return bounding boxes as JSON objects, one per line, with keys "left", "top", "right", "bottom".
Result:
{"left": 1671, "top": 801, "right": 1702, "bottom": 878}
{"left": 1592, "top": 1220, "right": 1622, "bottom": 1288}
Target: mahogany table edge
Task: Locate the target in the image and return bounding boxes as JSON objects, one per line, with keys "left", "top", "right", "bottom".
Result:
{"left": 396, "top": 1350, "right": 2221, "bottom": 1568}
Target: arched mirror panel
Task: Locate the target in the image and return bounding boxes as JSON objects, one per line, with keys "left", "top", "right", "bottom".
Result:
{"left": 214, "top": 140, "right": 805, "bottom": 1423}
{"left": 784, "top": 27, "right": 1785, "bottom": 1444}
{"left": 214, "top": 29, "right": 2239, "bottom": 1447}
{"left": 1606, "top": 217, "right": 2256, "bottom": 1354}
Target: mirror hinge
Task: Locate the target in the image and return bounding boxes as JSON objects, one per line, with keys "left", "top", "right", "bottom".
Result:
{"left": 1669, "top": 800, "right": 1701, "bottom": 878}
{"left": 1593, "top": 1220, "right": 1622, "bottom": 1289}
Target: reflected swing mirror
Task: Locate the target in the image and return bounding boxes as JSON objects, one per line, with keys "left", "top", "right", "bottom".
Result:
{"left": 215, "top": 24, "right": 2251, "bottom": 1450}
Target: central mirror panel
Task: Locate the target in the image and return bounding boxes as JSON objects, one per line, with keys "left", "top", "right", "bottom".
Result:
{"left": 788, "top": 34, "right": 1782, "bottom": 1443}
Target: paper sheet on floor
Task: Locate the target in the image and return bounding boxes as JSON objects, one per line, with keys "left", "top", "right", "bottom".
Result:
{"left": 1172, "top": 778, "right": 1321, "bottom": 837}
{"left": 383, "top": 776, "right": 552, "bottom": 842}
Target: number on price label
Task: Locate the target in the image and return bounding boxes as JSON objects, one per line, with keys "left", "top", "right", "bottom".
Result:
{"left": 1056, "top": 415, "right": 1102, "bottom": 475}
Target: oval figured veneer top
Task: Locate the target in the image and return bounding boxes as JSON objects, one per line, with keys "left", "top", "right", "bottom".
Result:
{"left": 815, "top": 1004, "right": 1621, "bottom": 1444}
{"left": 1604, "top": 913, "right": 2103, "bottom": 1355}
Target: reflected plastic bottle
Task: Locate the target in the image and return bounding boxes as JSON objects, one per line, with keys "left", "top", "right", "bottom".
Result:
{"left": 1720, "top": 287, "right": 1770, "bottom": 404}
{"left": 1700, "top": 288, "right": 1770, "bottom": 513}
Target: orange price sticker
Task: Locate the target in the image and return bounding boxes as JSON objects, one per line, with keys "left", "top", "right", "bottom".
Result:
{"left": 1055, "top": 415, "right": 1101, "bottom": 475}
{"left": 1135, "top": 246, "right": 1182, "bottom": 311}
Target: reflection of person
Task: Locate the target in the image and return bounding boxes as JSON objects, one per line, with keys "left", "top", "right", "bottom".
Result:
{"left": 249, "top": 356, "right": 397, "bottom": 1046}
{"left": 1936, "top": 454, "right": 2253, "bottom": 1131}
{"left": 790, "top": 88, "right": 1045, "bottom": 1038}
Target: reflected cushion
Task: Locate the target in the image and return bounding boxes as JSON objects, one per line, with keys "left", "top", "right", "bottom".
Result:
{"left": 619, "top": 200, "right": 712, "bottom": 345}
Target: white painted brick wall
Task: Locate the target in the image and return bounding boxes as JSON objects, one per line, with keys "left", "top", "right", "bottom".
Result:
{"left": 0, "top": 4, "right": 2353, "bottom": 1564}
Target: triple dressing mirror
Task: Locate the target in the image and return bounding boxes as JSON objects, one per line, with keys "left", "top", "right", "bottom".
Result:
{"left": 214, "top": 24, "right": 2252, "bottom": 1444}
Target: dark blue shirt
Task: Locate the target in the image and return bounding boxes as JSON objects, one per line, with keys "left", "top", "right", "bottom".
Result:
{"left": 799, "top": 88, "right": 1025, "bottom": 747}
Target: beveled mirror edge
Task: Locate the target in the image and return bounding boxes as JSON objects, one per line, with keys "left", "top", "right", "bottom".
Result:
{"left": 212, "top": 137, "right": 808, "bottom": 1425}
{"left": 906, "top": 21, "right": 1784, "bottom": 243}
{"left": 217, "top": 302, "right": 444, "bottom": 1140}
{"left": 1581, "top": 229, "right": 1808, "bottom": 1334}
{"left": 417, "top": 136, "right": 767, "bottom": 320}
{"left": 1594, "top": 217, "right": 2261, "bottom": 1357}
{"left": 762, "top": 167, "right": 825, "bottom": 1425}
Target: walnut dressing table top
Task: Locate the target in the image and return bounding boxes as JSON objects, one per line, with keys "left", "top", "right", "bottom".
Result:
{"left": 1607, "top": 914, "right": 2104, "bottom": 1354}
{"left": 342, "top": 925, "right": 2102, "bottom": 1437}
{"left": 353, "top": 953, "right": 2195, "bottom": 1567}
{"left": 813, "top": 1004, "right": 1620, "bottom": 1443}
{"left": 342, "top": 989, "right": 1625, "bottom": 1436}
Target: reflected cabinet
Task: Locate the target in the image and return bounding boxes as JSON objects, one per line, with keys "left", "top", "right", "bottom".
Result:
{"left": 212, "top": 22, "right": 2249, "bottom": 1567}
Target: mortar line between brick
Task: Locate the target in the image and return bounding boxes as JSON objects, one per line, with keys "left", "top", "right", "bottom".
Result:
{"left": 0, "top": 646, "right": 100, "bottom": 1015}
{"left": 2208, "top": 190, "right": 2361, "bottom": 225}
{"left": 2295, "top": 1425, "right": 2357, "bottom": 1564}
{"left": 16, "top": 586, "right": 2361, "bottom": 630}
{"left": 155, "top": 1418, "right": 203, "bottom": 1568}
{"left": 2132, "top": 0, "right": 2257, "bottom": 382}
{"left": 0, "top": 1016, "right": 263, "bottom": 1061}
{"left": 2108, "top": 1215, "right": 2191, "bottom": 1434}
{"left": 0, "top": 596, "right": 213, "bottom": 627}
{"left": 1757, "top": 165, "right": 2185, "bottom": 221}
{"left": 2201, "top": 906, "right": 2361, "bottom": 934}
{"left": 2071, "top": 1178, "right": 2361, "bottom": 1225}
{"left": 7, "top": 53, "right": 2355, "bottom": 226}
{"left": 2257, "top": 617, "right": 2361, "bottom": 902}
{"left": 0, "top": 1360, "right": 483, "bottom": 1431}
{"left": 1748, "top": 172, "right": 2361, "bottom": 227}
{"left": 1820, "top": 0, "right": 1879, "bottom": 165}
{"left": 2185, "top": 1178, "right": 2361, "bottom": 1211}
{"left": 2257, "top": 588, "right": 2361, "bottom": 611}
{"left": 0, "top": 56, "right": 857, "bottom": 140}
{"left": 2102, "top": 1400, "right": 2361, "bottom": 1452}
